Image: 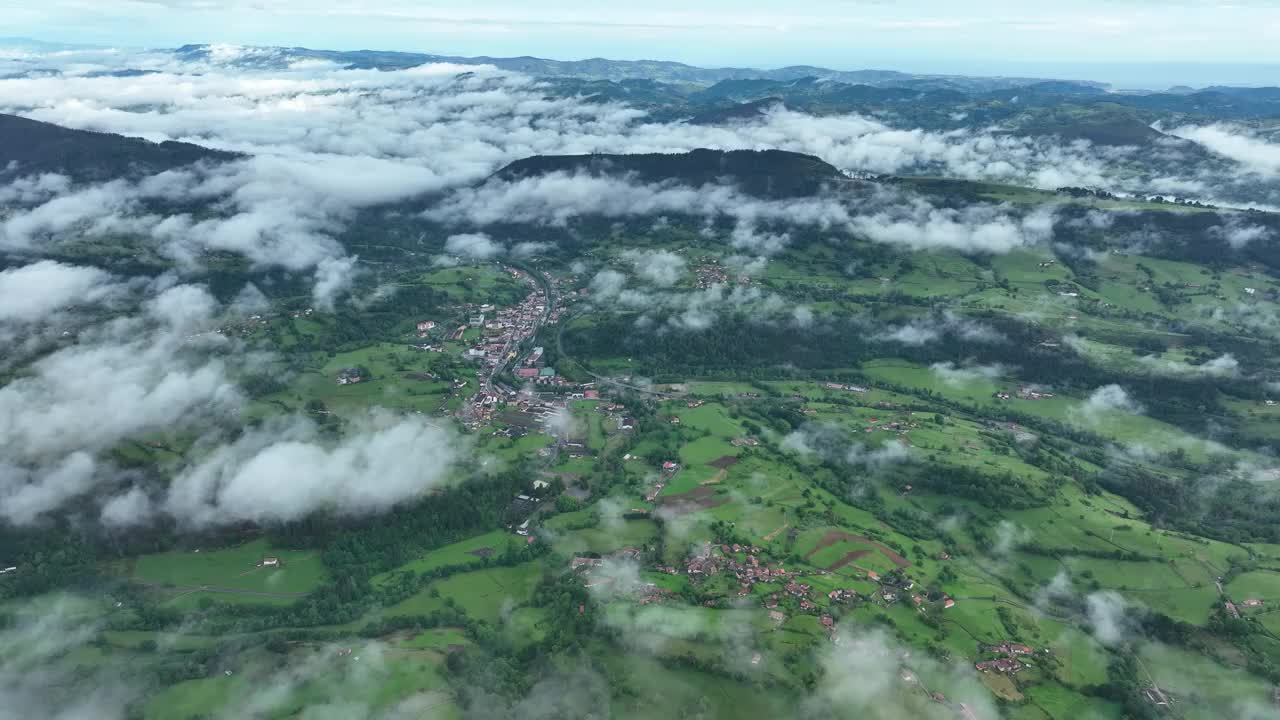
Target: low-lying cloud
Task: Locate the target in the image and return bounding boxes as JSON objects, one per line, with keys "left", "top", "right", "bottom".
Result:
{"left": 0, "top": 260, "right": 122, "bottom": 325}
{"left": 0, "top": 280, "right": 469, "bottom": 528}
{"left": 162, "top": 410, "right": 463, "bottom": 527}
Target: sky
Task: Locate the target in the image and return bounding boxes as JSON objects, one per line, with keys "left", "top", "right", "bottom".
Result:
{"left": 5, "top": 0, "right": 1280, "bottom": 88}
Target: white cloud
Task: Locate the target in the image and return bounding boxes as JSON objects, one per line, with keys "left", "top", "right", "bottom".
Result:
{"left": 845, "top": 441, "right": 911, "bottom": 468}
{"left": 444, "top": 232, "right": 504, "bottom": 260}
{"left": 164, "top": 410, "right": 464, "bottom": 526}
{"left": 930, "top": 361, "right": 1006, "bottom": 387}
{"left": 0, "top": 285, "right": 239, "bottom": 467}
{"left": 622, "top": 249, "right": 686, "bottom": 286}
{"left": 1170, "top": 124, "right": 1280, "bottom": 177}
{"left": 809, "top": 627, "right": 998, "bottom": 719}
{"left": 511, "top": 240, "right": 552, "bottom": 257}
{"left": 1200, "top": 353, "right": 1241, "bottom": 377}
{"left": 1076, "top": 384, "right": 1143, "bottom": 424}
{"left": 0, "top": 260, "right": 121, "bottom": 325}
{"left": 311, "top": 255, "right": 359, "bottom": 310}
{"left": 1086, "top": 591, "right": 1130, "bottom": 646}
{"left": 1210, "top": 220, "right": 1273, "bottom": 249}
{"left": 0, "top": 598, "right": 139, "bottom": 719}
{"left": 1138, "top": 352, "right": 1240, "bottom": 378}
{"left": 881, "top": 311, "right": 1006, "bottom": 346}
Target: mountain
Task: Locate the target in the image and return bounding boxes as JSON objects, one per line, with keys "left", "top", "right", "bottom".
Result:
{"left": 169, "top": 43, "right": 1091, "bottom": 92}
{"left": 1016, "top": 116, "right": 1169, "bottom": 146}
{"left": 155, "top": 44, "right": 1280, "bottom": 122}
{"left": 0, "top": 113, "right": 239, "bottom": 182}
{"left": 685, "top": 97, "right": 785, "bottom": 125}
{"left": 493, "top": 148, "right": 847, "bottom": 198}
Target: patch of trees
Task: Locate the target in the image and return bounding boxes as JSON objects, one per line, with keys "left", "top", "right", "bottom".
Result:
{"left": 1098, "top": 465, "right": 1280, "bottom": 544}
{"left": 0, "top": 522, "right": 99, "bottom": 600}
{"left": 1056, "top": 206, "right": 1280, "bottom": 278}
{"left": 897, "top": 463, "right": 1044, "bottom": 509}
{"left": 273, "top": 467, "right": 532, "bottom": 583}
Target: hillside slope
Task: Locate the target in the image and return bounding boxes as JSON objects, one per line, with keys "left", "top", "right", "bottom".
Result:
{"left": 493, "top": 148, "right": 847, "bottom": 197}
{"left": 0, "top": 113, "right": 239, "bottom": 182}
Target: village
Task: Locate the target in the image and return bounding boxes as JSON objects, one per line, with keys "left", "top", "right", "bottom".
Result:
{"left": 386, "top": 263, "right": 595, "bottom": 428}
{"left": 561, "top": 536, "right": 967, "bottom": 643}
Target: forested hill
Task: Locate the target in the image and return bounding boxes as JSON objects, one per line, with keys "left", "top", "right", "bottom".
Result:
{"left": 493, "top": 148, "right": 847, "bottom": 197}
{"left": 0, "top": 113, "right": 240, "bottom": 182}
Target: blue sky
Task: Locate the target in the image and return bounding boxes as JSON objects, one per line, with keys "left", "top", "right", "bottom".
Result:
{"left": 7, "top": 0, "right": 1280, "bottom": 87}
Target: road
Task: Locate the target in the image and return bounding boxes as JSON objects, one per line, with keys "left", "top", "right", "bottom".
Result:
{"left": 458, "top": 263, "right": 559, "bottom": 425}
{"left": 484, "top": 262, "right": 556, "bottom": 393}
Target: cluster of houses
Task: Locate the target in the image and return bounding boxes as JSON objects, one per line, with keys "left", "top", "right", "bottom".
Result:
{"left": 569, "top": 550, "right": 670, "bottom": 604}
{"left": 458, "top": 268, "right": 566, "bottom": 390}
{"left": 828, "top": 588, "right": 858, "bottom": 604}
{"left": 975, "top": 656, "right": 1025, "bottom": 675}
{"left": 862, "top": 416, "right": 919, "bottom": 439}
{"left": 461, "top": 296, "right": 532, "bottom": 371}
{"left": 199, "top": 306, "right": 320, "bottom": 342}
{"left": 874, "top": 572, "right": 915, "bottom": 603}
{"left": 513, "top": 346, "right": 570, "bottom": 386}
{"left": 782, "top": 581, "right": 816, "bottom": 611}
{"left": 824, "top": 382, "right": 870, "bottom": 394}
{"left": 867, "top": 571, "right": 956, "bottom": 611}
{"left": 1225, "top": 598, "right": 1266, "bottom": 619}
{"left": 693, "top": 262, "right": 730, "bottom": 288}
{"left": 506, "top": 491, "right": 543, "bottom": 536}
{"left": 657, "top": 542, "right": 839, "bottom": 612}
{"left": 592, "top": 401, "right": 634, "bottom": 435}
{"left": 643, "top": 461, "right": 680, "bottom": 501}
{"left": 974, "top": 641, "right": 1036, "bottom": 675}
{"left": 1143, "top": 687, "right": 1172, "bottom": 707}
{"left": 992, "top": 387, "right": 1056, "bottom": 401}
{"left": 335, "top": 368, "right": 364, "bottom": 385}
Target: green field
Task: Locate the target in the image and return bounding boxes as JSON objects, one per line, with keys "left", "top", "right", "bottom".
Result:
{"left": 145, "top": 644, "right": 459, "bottom": 720}
{"left": 386, "top": 562, "right": 544, "bottom": 623}
{"left": 20, "top": 168, "right": 1280, "bottom": 720}
{"left": 130, "top": 538, "right": 328, "bottom": 600}
{"left": 372, "top": 530, "right": 519, "bottom": 586}
{"left": 1227, "top": 570, "right": 1280, "bottom": 601}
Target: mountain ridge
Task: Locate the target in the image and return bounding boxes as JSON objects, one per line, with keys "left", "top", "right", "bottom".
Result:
{"left": 0, "top": 112, "right": 240, "bottom": 182}
{"left": 492, "top": 148, "right": 847, "bottom": 198}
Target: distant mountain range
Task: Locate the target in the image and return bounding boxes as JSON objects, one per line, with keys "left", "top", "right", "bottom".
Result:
{"left": 0, "top": 113, "right": 239, "bottom": 182}
{"left": 158, "top": 44, "right": 1280, "bottom": 125}
{"left": 170, "top": 43, "right": 1090, "bottom": 94}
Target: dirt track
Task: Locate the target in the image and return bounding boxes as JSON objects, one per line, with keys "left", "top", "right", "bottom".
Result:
{"left": 804, "top": 530, "right": 911, "bottom": 568}
{"left": 660, "top": 486, "right": 729, "bottom": 515}
{"left": 134, "top": 580, "right": 311, "bottom": 599}
{"left": 823, "top": 549, "right": 872, "bottom": 572}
